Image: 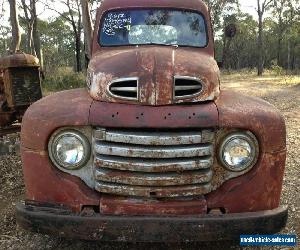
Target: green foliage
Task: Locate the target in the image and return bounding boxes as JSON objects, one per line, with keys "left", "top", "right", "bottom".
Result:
{"left": 42, "top": 67, "right": 86, "bottom": 93}
{"left": 38, "top": 17, "right": 79, "bottom": 72}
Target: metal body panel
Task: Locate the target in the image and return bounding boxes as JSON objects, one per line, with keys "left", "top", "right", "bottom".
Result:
{"left": 21, "top": 89, "right": 93, "bottom": 150}
{"left": 100, "top": 195, "right": 208, "bottom": 216}
{"left": 88, "top": 0, "right": 218, "bottom": 106}
{"left": 21, "top": 148, "right": 100, "bottom": 212}
{"left": 88, "top": 47, "right": 220, "bottom": 106}
{"left": 20, "top": 89, "right": 286, "bottom": 214}
{"left": 0, "top": 52, "right": 39, "bottom": 69}
{"left": 207, "top": 150, "right": 286, "bottom": 213}
{"left": 16, "top": 203, "right": 288, "bottom": 241}
{"left": 216, "top": 90, "right": 286, "bottom": 153}
{"left": 89, "top": 101, "right": 219, "bottom": 129}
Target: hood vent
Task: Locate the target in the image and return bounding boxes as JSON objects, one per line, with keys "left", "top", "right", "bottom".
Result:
{"left": 108, "top": 77, "right": 138, "bottom": 101}
{"left": 174, "top": 76, "right": 203, "bottom": 100}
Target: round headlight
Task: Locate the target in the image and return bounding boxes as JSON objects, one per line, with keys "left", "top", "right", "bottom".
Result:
{"left": 49, "top": 130, "right": 91, "bottom": 170}
{"left": 219, "top": 132, "right": 259, "bottom": 172}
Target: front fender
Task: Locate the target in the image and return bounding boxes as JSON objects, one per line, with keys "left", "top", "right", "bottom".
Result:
{"left": 206, "top": 90, "right": 287, "bottom": 213}
{"left": 214, "top": 90, "right": 286, "bottom": 153}
{"left": 21, "top": 88, "right": 93, "bottom": 150}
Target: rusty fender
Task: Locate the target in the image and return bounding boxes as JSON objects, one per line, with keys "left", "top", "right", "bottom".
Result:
{"left": 21, "top": 88, "right": 93, "bottom": 150}
{"left": 21, "top": 89, "right": 286, "bottom": 214}
{"left": 205, "top": 90, "right": 286, "bottom": 213}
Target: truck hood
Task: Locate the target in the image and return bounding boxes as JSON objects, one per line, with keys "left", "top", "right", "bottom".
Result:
{"left": 88, "top": 46, "right": 220, "bottom": 105}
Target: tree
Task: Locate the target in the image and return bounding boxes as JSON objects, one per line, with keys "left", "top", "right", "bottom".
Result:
{"left": 203, "top": 0, "right": 239, "bottom": 33}
{"left": 8, "top": 0, "right": 21, "bottom": 52}
{"left": 256, "top": 0, "right": 274, "bottom": 75}
{"left": 19, "top": 0, "right": 43, "bottom": 67}
{"left": 42, "top": 0, "right": 83, "bottom": 72}
{"left": 38, "top": 17, "right": 76, "bottom": 72}
{"left": 81, "top": 0, "right": 93, "bottom": 65}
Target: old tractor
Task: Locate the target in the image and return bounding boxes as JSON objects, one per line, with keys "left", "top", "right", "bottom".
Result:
{"left": 0, "top": 52, "right": 42, "bottom": 154}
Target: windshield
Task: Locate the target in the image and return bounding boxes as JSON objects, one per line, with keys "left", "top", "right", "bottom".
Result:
{"left": 100, "top": 9, "right": 208, "bottom": 47}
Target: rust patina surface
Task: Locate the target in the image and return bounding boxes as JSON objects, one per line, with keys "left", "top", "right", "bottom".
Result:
{"left": 18, "top": 0, "right": 287, "bottom": 240}
{"left": 88, "top": 0, "right": 219, "bottom": 106}
{"left": 21, "top": 88, "right": 286, "bottom": 213}
{"left": 88, "top": 48, "right": 220, "bottom": 105}
{"left": 0, "top": 52, "right": 41, "bottom": 130}
{"left": 0, "top": 53, "right": 39, "bottom": 69}
{"left": 21, "top": 89, "right": 93, "bottom": 150}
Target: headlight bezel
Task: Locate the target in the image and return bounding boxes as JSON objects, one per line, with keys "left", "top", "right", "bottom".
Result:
{"left": 218, "top": 131, "right": 259, "bottom": 172}
{"left": 48, "top": 129, "right": 91, "bottom": 170}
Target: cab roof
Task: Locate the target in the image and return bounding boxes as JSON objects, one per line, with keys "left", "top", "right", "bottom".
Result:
{"left": 99, "top": 0, "right": 209, "bottom": 13}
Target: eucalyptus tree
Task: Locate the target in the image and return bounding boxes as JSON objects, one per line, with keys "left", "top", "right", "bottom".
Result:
{"left": 42, "top": 0, "right": 83, "bottom": 72}
{"left": 256, "top": 0, "right": 274, "bottom": 75}
{"left": 8, "top": 0, "right": 21, "bottom": 52}
{"left": 19, "top": 0, "right": 42, "bottom": 66}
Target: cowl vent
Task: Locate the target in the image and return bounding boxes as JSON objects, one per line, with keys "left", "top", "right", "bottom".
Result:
{"left": 108, "top": 78, "right": 138, "bottom": 101}
{"left": 174, "top": 76, "right": 203, "bottom": 100}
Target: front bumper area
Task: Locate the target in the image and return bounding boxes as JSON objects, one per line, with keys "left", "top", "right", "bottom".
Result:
{"left": 16, "top": 203, "right": 288, "bottom": 242}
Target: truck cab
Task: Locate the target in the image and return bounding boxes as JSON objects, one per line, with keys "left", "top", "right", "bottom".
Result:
{"left": 17, "top": 0, "right": 287, "bottom": 242}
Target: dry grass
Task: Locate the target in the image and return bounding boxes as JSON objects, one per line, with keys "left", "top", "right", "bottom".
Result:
{"left": 222, "top": 70, "right": 300, "bottom": 87}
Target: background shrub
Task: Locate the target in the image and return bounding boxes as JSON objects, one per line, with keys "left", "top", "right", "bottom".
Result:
{"left": 42, "top": 67, "right": 86, "bottom": 94}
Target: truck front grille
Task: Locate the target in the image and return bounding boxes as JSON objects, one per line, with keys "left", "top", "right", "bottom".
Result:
{"left": 93, "top": 128, "right": 215, "bottom": 198}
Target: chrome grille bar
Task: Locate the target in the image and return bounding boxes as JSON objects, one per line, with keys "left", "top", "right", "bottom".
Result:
{"left": 94, "top": 155, "right": 213, "bottom": 172}
{"left": 175, "top": 85, "right": 202, "bottom": 91}
{"left": 93, "top": 128, "right": 215, "bottom": 198}
{"left": 95, "top": 168, "right": 213, "bottom": 186}
{"left": 110, "top": 87, "right": 137, "bottom": 92}
{"left": 95, "top": 181, "right": 212, "bottom": 198}
{"left": 94, "top": 142, "right": 213, "bottom": 158}
{"left": 94, "top": 129, "right": 214, "bottom": 145}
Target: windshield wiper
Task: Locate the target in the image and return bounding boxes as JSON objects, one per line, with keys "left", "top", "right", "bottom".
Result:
{"left": 142, "top": 42, "right": 179, "bottom": 48}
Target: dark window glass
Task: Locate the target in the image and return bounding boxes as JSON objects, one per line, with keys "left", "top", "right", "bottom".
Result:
{"left": 100, "top": 9, "right": 208, "bottom": 47}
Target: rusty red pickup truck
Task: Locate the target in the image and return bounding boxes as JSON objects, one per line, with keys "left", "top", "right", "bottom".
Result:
{"left": 16, "top": 0, "right": 288, "bottom": 242}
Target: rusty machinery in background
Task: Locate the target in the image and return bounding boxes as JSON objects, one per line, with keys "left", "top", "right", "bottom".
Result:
{"left": 0, "top": 52, "right": 42, "bottom": 137}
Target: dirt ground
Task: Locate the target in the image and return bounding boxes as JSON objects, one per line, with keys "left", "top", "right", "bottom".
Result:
{"left": 0, "top": 73, "right": 299, "bottom": 249}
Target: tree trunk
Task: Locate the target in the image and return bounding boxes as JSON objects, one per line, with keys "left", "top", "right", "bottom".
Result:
{"left": 74, "top": 32, "right": 82, "bottom": 72}
{"left": 257, "top": 0, "right": 264, "bottom": 76}
{"left": 277, "top": 36, "right": 282, "bottom": 66}
{"left": 257, "top": 15, "right": 264, "bottom": 75}
{"left": 32, "top": 0, "right": 42, "bottom": 66}
{"left": 287, "top": 40, "right": 291, "bottom": 70}
{"left": 276, "top": 5, "right": 285, "bottom": 67}
{"left": 81, "top": 0, "right": 93, "bottom": 65}
{"left": 21, "top": 0, "right": 34, "bottom": 54}
{"left": 9, "top": 0, "right": 21, "bottom": 53}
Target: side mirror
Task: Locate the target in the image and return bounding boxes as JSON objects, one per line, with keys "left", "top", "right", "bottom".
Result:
{"left": 225, "top": 24, "right": 237, "bottom": 38}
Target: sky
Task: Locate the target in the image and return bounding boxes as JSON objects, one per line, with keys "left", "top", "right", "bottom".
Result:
{"left": 0, "top": 0, "right": 259, "bottom": 27}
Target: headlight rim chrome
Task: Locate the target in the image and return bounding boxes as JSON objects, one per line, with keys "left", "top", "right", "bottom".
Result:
{"left": 48, "top": 129, "right": 91, "bottom": 170}
{"left": 218, "top": 131, "right": 259, "bottom": 172}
